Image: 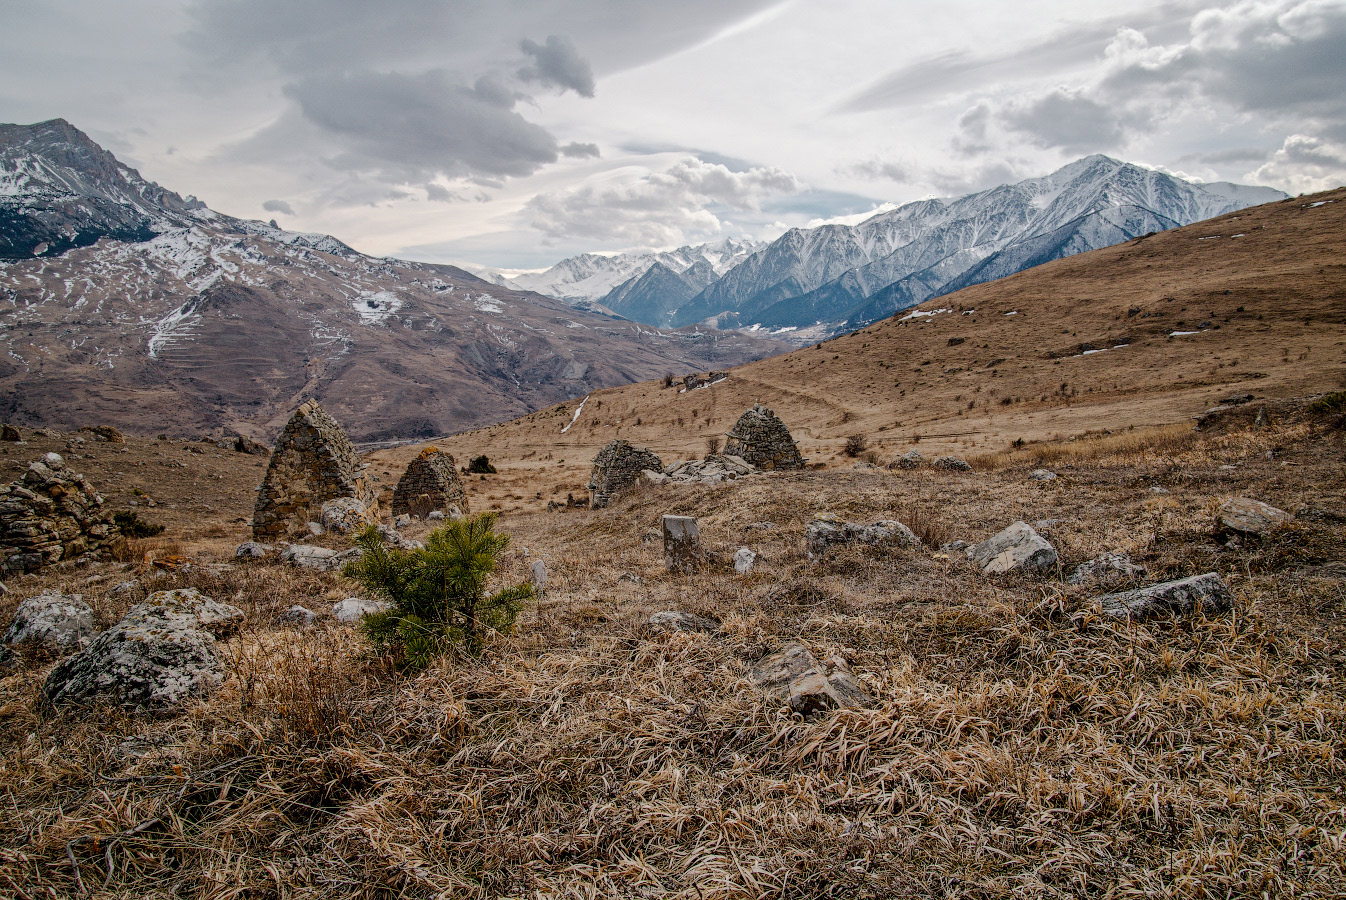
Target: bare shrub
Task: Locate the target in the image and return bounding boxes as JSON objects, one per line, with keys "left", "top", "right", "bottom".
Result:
{"left": 843, "top": 434, "right": 868, "bottom": 457}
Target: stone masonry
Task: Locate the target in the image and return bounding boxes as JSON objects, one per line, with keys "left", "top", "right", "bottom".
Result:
{"left": 1, "top": 453, "right": 122, "bottom": 575}
{"left": 588, "top": 440, "right": 663, "bottom": 509}
{"left": 723, "top": 404, "right": 804, "bottom": 471}
{"left": 392, "top": 447, "right": 470, "bottom": 518}
{"left": 252, "top": 400, "right": 376, "bottom": 541}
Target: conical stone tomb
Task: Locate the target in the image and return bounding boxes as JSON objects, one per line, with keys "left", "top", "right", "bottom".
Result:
{"left": 724, "top": 404, "right": 804, "bottom": 471}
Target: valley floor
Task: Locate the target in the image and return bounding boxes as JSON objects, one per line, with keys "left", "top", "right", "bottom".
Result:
{"left": 1, "top": 406, "right": 1344, "bottom": 898}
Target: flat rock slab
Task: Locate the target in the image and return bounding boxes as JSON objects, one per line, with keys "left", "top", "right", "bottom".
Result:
{"left": 806, "top": 517, "right": 919, "bottom": 559}
{"left": 1218, "top": 497, "right": 1292, "bottom": 536}
{"left": 971, "top": 521, "right": 1058, "bottom": 575}
{"left": 648, "top": 611, "right": 720, "bottom": 634}
{"left": 1097, "top": 572, "right": 1233, "bottom": 621}
{"left": 750, "top": 643, "right": 872, "bottom": 715}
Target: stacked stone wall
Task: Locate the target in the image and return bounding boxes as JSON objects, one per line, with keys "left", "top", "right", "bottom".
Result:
{"left": 588, "top": 440, "right": 664, "bottom": 509}
{"left": 723, "top": 404, "right": 804, "bottom": 471}
{"left": 392, "top": 448, "right": 469, "bottom": 518}
{"left": 1, "top": 453, "right": 121, "bottom": 575}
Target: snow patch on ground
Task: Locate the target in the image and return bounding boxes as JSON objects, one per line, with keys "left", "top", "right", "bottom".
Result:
{"left": 473, "top": 294, "right": 504, "bottom": 314}
{"left": 147, "top": 300, "right": 200, "bottom": 359}
{"left": 354, "top": 290, "right": 402, "bottom": 325}
{"left": 561, "top": 395, "right": 588, "bottom": 434}
{"left": 1168, "top": 330, "right": 1203, "bottom": 337}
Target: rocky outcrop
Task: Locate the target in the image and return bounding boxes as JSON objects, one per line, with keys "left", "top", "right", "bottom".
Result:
{"left": 588, "top": 440, "right": 663, "bottom": 509}
{"left": 723, "top": 405, "right": 804, "bottom": 471}
{"left": 3, "top": 590, "right": 96, "bottom": 657}
{"left": 391, "top": 448, "right": 469, "bottom": 518}
{"left": 970, "top": 522, "right": 1058, "bottom": 575}
{"left": 750, "top": 644, "right": 872, "bottom": 715}
{"left": 806, "top": 515, "right": 918, "bottom": 559}
{"left": 0, "top": 452, "right": 122, "bottom": 575}
{"left": 43, "top": 589, "right": 243, "bottom": 709}
{"left": 252, "top": 400, "right": 376, "bottom": 541}
{"left": 1097, "top": 573, "right": 1233, "bottom": 621}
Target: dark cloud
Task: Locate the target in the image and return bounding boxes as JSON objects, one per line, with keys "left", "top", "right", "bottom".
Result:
{"left": 560, "top": 142, "right": 601, "bottom": 158}
{"left": 1002, "top": 90, "right": 1126, "bottom": 154}
{"left": 518, "top": 35, "right": 595, "bottom": 97}
{"left": 284, "top": 69, "right": 559, "bottom": 179}
{"left": 261, "top": 198, "right": 295, "bottom": 215}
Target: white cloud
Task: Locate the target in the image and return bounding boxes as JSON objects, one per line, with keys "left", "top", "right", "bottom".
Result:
{"left": 1249, "top": 134, "right": 1346, "bottom": 193}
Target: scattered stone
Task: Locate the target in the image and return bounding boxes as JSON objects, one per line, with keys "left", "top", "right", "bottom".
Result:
{"left": 332, "top": 597, "right": 391, "bottom": 623}
{"left": 970, "top": 522, "right": 1058, "bottom": 575}
{"left": 648, "top": 611, "right": 719, "bottom": 634}
{"left": 1217, "top": 497, "right": 1292, "bottom": 537}
{"left": 278, "top": 605, "right": 317, "bottom": 627}
{"left": 252, "top": 400, "right": 377, "bottom": 541}
{"left": 280, "top": 544, "right": 340, "bottom": 571}
{"left": 617, "top": 572, "right": 643, "bottom": 585}
{"left": 43, "top": 589, "right": 244, "bottom": 709}
{"left": 392, "top": 447, "right": 470, "bottom": 519}
{"left": 427, "top": 510, "right": 446, "bottom": 522}
{"left": 0, "top": 424, "right": 19, "bottom": 441}
{"left": 1029, "top": 469, "right": 1057, "bottom": 481}
{"left": 723, "top": 404, "right": 805, "bottom": 471}
{"left": 82, "top": 425, "right": 125, "bottom": 443}
{"left": 394, "top": 514, "right": 411, "bottom": 528}
{"left": 852, "top": 461, "right": 878, "bottom": 470}
{"left": 940, "top": 540, "right": 969, "bottom": 553}
{"left": 806, "top": 515, "right": 919, "bottom": 559}
{"left": 530, "top": 559, "right": 548, "bottom": 594}
{"left": 662, "top": 454, "right": 757, "bottom": 485}
{"left": 3, "top": 590, "right": 96, "bottom": 656}
{"left": 219, "top": 431, "right": 269, "bottom": 455}
{"left": 588, "top": 440, "right": 664, "bottom": 508}
{"left": 932, "top": 455, "right": 973, "bottom": 471}
{"left": 1097, "top": 573, "right": 1233, "bottom": 621}
{"left": 235, "top": 541, "right": 269, "bottom": 559}
{"left": 1068, "top": 552, "right": 1146, "bottom": 586}
{"left": 306, "top": 521, "right": 326, "bottom": 537}
{"left": 890, "top": 450, "right": 923, "bottom": 470}
{"left": 0, "top": 452, "right": 122, "bottom": 575}
{"left": 662, "top": 514, "right": 700, "bottom": 573}
{"left": 733, "top": 547, "right": 757, "bottom": 574}
{"left": 749, "top": 643, "right": 872, "bottom": 715}
{"left": 321, "top": 496, "right": 377, "bottom": 534}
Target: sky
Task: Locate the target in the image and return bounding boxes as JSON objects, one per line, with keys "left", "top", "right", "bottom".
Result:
{"left": 3, "top": 0, "right": 1345, "bottom": 269}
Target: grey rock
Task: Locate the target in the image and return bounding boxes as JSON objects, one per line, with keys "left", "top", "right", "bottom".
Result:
{"left": 306, "top": 521, "right": 326, "bottom": 537}
{"left": 806, "top": 515, "right": 919, "bottom": 560}
{"left": 970, "top": 522, "right": 1058, "bottom": 575}
{"left": 109, "top": 579, "right": 139, "bottom": 599}
{"left": 663, "top": 454, "right": 756, "bottom": 485}
{"left": 280, "top": 544, "right": 339, "bottom": 571}
{"left": 321, "top": 497, "right": 376, "bottom": 534}
{"left": 1029, "top": 469, "right": 1057, "bottom": 481}
{"left": 278, "top": 605, "right": 317, "bottom": 627}
{"left": 3, "top": 590, "right": 96, "bottom": 655}
{"left": 648, "top": 611, "right": 719, "bottom": 634}
{"left": 394, "top": 514, "right": 412, "bottom": 528}
{"left": 121, "top": 588, "right": 245, "bottom": 639}
{"left": 1068, "top": 552, "right": 1146, "bottom": 586}
{"left": 589, "top": 440, "right": 665, "bottom": 508}
{"left": 940, "top": 540, "right": 969, "bottom": 553}
{"left": 1217, "top": 497, "right": 1291, "bottom": 536}
{"left": 1097, "top": 573, "right": 1233, "bottom": 621}
{"left": 932, "top": 455, "right": 973, "bottom": 471}
{"left": 530, "top": 559, "right": 548, "bottom": 593}
{"left": 427, "top": 510, "right": 446, "bottom": 522}
{"left": 234, "top": 541, "right": 269, "bottom": 559}
{"left": 332, "top": 597, "right": 391, "bottom": 623}
{"left": 663, "top": 514, "right": 700, "bottom": 574}
{"left": 733, "top": 547, "right": 757, "bottom": 574}
{"left": 749, "top": 643, "right": 871, "bottom": 715}
{"left": 891, "top": 449, "right": 923, "bottom": 470}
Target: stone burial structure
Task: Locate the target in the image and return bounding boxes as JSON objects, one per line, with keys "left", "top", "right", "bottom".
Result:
{"left": 392, "top": 447, "right": 469, "bottom": 519}
{"left": 252, "top": 400, "right": 377, "bottom": 541}
{"left": 588, "top": 440, "right": 663, "bottom": 509}
{"left": 1, "top": 452, "right": 122, "bottom": 575}
{"left": 723, "top": 404, "right": 805, "bottom": 471}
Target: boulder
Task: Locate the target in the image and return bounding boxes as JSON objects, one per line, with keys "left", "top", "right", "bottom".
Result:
{"left": 663, "top": 514, "right": 700, "bottom": 574}
{"left": 890, "top": 450, "right": 923, "bottom": 470}
{"left": 749, "top": 643, "right": 871, "bottom": 715}
{"left": 648, "top": 611, "right": 720, "bottom": 634}
{"left": 332, "top": 597, "right": 391, "bottom": 623}
{"left": 278, "top": 605, "right": 317, "bottom": 627}
{"left": 723, "top": 404, "right": 804, "bottom": 471}
{"left": 3, "top": 590, "right": 96, "bottom": 656}
{"left": 43, "top": 589, "right": 243, "bottom": 709}
{"left": 1217, "top": 497, "right": 1291, "bottom": 537}
{"left": 394, "top": 514, "right": 412, "bottom": 528}
{"left": 1029, "top": 469, "right": 1057, "bottom": 481}
{"left": 321, "top": 497, "right": 377, "bottom": 534}
{"left": 733, "top": 547, "right": 757, "bottom": 574}
{"left": 1068, "top": 552, "right": 1146, "bottom": 586}
{"left": 932, "top": 455, "right": 973, "bottom": 471}
{"left": 1097, "top": 573, "right": 1233, "bottom": 621}
{"left": 234, "top": 541, "right": 269, "bottom": 559}
{"left": 970, "top": 522, "right": 1058, "bottom": 575}
{"left": 806, "top": 515, "right": 918, "bottom": 559}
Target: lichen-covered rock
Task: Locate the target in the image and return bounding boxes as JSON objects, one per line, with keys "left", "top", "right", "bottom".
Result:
{"left": 321, "top": 497, "right": 377, "bottom": 534}
{"left": 1029, "top": 469, "right": 1057, "bottom": 481}
{"left": 932, "top": 455, "right": 973, "bottom": 471}
{"left": 278, "top": 605, "right": 317, "bottom": 627}
{"left": 392, "top": 448, "right": 469, "bottom": 518}
{"left": 279, "top": 544, "right": 356, "bottom": 572}
{"left": 43, "top": 589, "right": 243, "bottom": 709}
{"left": 234, "top": 541, "right": 269, "bottom": 559}
{"left": 750, "top": 643, "right": 871, "bottom": 715}
{"left": 806, "top": 515, "right": 919, "bottom": 559}
{"left": 588, "top": 440, "right": 664, "bottom": 509}
{"left": 648, "top": 611, "right": 720, "bottom": 634}
{"left": 1068, "top": 552, "right": 1146, "bottom": 586}
{"left": 1097, "top": 573, "right": 1233, "bottom": 621}
{"left": 0, "top": 452, "right": 122, "bottom": 575}
{"left": 663, "top": 514, "right": 700, "bottom": 573}
{"left": 252, "top": 400, "right": 377, "bottom": 541}
{"left": 970, "top": 522, "right": 1058, "bottom": 575}
{"left": 3, "top": 590, "right": 96, "bottom": 656}
{"left": 723, "top": 405, "right": 804, "bottom": 471}
{"left": 890, "top": 450, "right": 923, "bottom": 470}
{"left": 1217, "top": 497, "right": 1292, "bottom": 537}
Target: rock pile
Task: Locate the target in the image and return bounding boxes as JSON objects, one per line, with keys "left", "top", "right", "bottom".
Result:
{"left": 682, "top": 371, "right": 728, "bottom": 391}
{"left": 588, "top": 440, "right": 664, "bottom": 509}
{"left": 82, "top": 425, "right": 124, "bottom": 443}
{"left": 392, "top": 447, "right": 469, "bottom": 518}
{"left": 1, "top": 452, "right": 121, "bottom": 575}
{"left": 724, "top": 405, "right": 804, "bottom": 471}
{"left": 649, "top": 454, "right": 756, "bottom": 486}
{"left": 890, "top": 450, "right": 923, "bottom": 470}
{"left": 252, "top": 400, "right": 377, "bottom": 541}
{"left": 932, "top": 455, "right": 973, "bottom": 471}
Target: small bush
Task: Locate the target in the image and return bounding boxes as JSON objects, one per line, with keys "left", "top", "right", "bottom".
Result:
{"left": 705, "top": 435, "right": 722, "bottom": 458}
{"left": 343, "top": 513, "right": 533, "bottom": 669}
{"left": 843, "top": 434, "right": 868, "bottom": 457}
{"left": 112, "top": 510, "right": 164, "bottom": 538}
{"left": 466, "top": 454, "right": 496, "bottom": 474}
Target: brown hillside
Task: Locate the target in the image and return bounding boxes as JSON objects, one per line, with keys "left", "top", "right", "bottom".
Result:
{"left": 377, "top": 188, "right": 1346, "bottom": 506}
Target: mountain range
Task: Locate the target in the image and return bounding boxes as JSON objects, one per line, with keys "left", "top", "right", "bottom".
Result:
{"left": 0, "top": 119, "right": 780, "bottom": 441}
{"left": 485, "top": 157, "right": 1284, "bottom": 343}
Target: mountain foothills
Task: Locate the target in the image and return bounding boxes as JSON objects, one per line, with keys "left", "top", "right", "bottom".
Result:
{"left": 0, "top": 119, "right": 780, "bottom": 441}
{"left": 489, "top": 157, "right": 1285, "bottom": 342}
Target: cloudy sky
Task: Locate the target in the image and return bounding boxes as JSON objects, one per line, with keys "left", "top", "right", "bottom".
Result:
{"left": 3, "top": 0, "right": 1344, "bottom": 268}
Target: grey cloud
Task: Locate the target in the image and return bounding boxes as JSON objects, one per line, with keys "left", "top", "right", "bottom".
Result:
{"left": 1249, "top": 134, "right": 1346, "bottom": 193}
{"left": 560, "top": 142, "right": 601, "bottom": 158}
{"left": 1188, "top": 147, "right": 1272, "bottom": 166}
{"left": 284, "top": 69, "right": 559, "bottom": 179}
{"left": 519, "top": 35, "right": 595, "bottom": 97}
{"left": 262, "top": 198, "right": 295, "bottom": 215}
{"left": 1002, "top": 90, "right": 1126, "bottom": 154}
{"left": 425, "top": 184, "right": 459, "bottom": 203}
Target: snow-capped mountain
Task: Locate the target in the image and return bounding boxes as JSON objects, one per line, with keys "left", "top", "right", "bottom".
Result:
{"left": 669, "top": 156, "right": 1284, "bottom": 339}
{"left": 0, "top": 119, "right": 780, "bottom": 440}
